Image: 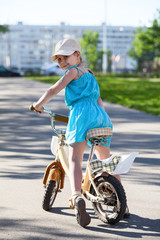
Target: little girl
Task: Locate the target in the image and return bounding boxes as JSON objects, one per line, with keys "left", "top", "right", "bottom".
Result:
{"left": 32, "top": 38, "right": 129, "bottom": 227}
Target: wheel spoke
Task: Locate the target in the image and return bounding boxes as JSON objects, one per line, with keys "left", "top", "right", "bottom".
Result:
{"left": 90, "top": 175, "right": 126, "bottom": 224}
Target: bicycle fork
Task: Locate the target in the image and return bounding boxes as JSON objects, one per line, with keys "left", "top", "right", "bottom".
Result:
{"left": 43, "top": 158, "right": 65, "bottom": 189}
{"left": 43, "top": 136, "right": 69, "bottom": 190}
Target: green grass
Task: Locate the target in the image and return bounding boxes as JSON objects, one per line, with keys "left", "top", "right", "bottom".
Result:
{"left": 97, "top": 76, "right": 160, "bottom": 116}
{"left": 27, "top": 76, "right": 160, "bottom": 116}
{"left": 27, "top": 76, "right": 60, "bottom": 84}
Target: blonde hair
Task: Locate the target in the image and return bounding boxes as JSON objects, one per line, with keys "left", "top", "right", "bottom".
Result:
{"left": 74, "top": 51, "right": 94, "bottom": 75}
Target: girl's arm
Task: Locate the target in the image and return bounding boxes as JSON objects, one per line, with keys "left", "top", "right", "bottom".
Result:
{"left": 97, "top": 96, "right": 105, "bottom": 110}
{"left": 33, "top": 68, "right": 77, "bottom": 112}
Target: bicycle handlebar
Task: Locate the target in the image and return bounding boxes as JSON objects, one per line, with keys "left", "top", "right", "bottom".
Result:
{"left": 53, "top": 114, "right": 68, "bottom": 123}
{"left": 29, "top": 105, "right": 68, "bottom": 123}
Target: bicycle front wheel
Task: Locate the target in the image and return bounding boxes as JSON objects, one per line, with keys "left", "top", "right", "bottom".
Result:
{"left": 42, "top": 172, "right": 61, "bottom": 211}
{"left": 90, "top": 175, "right": 126, "bottom": 225}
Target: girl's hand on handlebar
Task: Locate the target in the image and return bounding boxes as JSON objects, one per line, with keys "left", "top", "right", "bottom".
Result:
{"left": 31, "top": 103, "right": 44, "bottom": 114}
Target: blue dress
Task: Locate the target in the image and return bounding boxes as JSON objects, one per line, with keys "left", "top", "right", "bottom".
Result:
{"left": 62, "top": 65, "right": 113, "bottom": 146}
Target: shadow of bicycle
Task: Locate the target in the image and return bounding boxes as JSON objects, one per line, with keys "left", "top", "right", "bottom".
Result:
{"left": 94, "top": 213, "right": 160, "bottom": 238}
{"left": 48, "top": 206, "right": 160, "bottom": 238}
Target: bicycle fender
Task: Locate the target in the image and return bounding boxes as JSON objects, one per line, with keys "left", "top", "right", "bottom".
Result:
{"left": 43, "top": 161, "right": 65, "bottom": 189}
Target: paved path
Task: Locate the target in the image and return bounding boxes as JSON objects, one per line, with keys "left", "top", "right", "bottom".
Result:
{"left": 0, "top": 77, "right": 160, "bottom": 240}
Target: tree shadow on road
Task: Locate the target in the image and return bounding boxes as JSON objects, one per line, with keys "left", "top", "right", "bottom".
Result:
{"left": 1, "top": 212, "right": 159, "bottom": 240}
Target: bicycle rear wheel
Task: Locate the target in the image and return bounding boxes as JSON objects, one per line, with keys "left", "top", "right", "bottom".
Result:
{"left": 90, "top": 175, "right": 126, "bottom": 225}
{"left": 42, "top": 172, "right": 61, "bottom": 211}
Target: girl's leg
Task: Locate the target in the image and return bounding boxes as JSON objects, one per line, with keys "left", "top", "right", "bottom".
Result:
{"left": 68, "top": 140, "right": 91, "bottom": 227}
{"left": 68, "top": 140, "right": 87, "bottom": 194}
{"left": 94, "top": 144, "right": 121, "bottom": 181}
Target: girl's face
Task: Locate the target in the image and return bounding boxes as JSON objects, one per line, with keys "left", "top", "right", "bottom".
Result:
{"left": 57, "top": 51, "right": 80, "bottom": 70}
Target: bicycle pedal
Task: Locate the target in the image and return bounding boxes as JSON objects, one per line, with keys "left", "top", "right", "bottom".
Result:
{"left": 69, "top": 198, "right": 74, "bottom": 209}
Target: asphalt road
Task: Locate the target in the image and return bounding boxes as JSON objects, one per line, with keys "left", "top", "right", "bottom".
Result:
{"left": 0, "top": 77, "right": 160, "bottom": 240}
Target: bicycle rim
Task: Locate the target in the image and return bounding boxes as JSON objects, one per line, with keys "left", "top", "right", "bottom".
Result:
{"left": 90, "top": 176, "right": 126, "bottom": 224}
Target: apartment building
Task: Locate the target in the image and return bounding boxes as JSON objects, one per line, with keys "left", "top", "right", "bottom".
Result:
{"left": 0, "top": 22, "right": 137, "bottom": 72}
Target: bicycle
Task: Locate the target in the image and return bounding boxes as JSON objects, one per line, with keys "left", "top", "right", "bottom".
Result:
{"left": 30, "top": 105, "right": 138, "bottom": 225}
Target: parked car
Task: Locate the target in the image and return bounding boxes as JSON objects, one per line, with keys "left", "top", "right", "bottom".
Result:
{"left": 40, "top": 63, "right": 64, "bottom": 76}
{"left": 0, "top": 66, "right": 22, "bottom": 77}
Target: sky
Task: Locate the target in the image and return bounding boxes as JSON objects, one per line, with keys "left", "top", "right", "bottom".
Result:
{"left": 0, "top": 0, "right": 160, "bottom": 27}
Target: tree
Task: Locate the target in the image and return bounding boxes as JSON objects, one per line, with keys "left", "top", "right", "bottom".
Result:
{"left": 0, "top": 25, "right": 9, "bottom": 67}
{"left": 107, "top": 49, "right": 112, "bottom": 72}
{"left": 80, "top": 30, "right": 103, "bottom": 72}
{"left": 129, "top": 9, "right": 160, "bottom": 72}
{"left": 0, "top": 25, "right": 9, "bottom": 33}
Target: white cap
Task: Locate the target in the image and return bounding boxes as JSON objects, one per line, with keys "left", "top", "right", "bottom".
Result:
{"left": 51, "top": 39, "right": 81, "bottom": 61}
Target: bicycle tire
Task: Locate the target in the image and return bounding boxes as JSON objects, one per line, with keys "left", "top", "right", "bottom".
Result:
{"left": 90, "top": 175, "right": 126, "bottom": 225}
{"left": 42, "top": 172, "right": 61, "bottom": 211}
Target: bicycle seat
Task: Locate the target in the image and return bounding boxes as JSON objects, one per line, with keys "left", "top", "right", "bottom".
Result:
{"left": 86, "top": 127, "right": 112, "bottom": 140}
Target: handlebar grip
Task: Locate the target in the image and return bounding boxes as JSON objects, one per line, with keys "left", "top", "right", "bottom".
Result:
{"left": 29, "top": 105, "right": 35, "bottom": 111}
{"left": 54, "top": 114, "right": 68, "bottom": 123}
{"left": 29, "top": 105, "right": 68, "bottom": 123}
